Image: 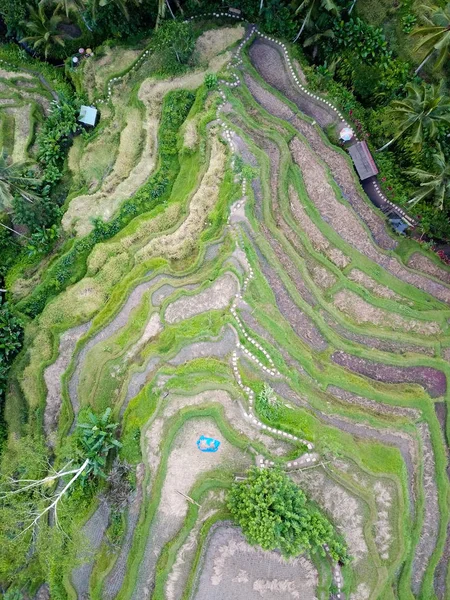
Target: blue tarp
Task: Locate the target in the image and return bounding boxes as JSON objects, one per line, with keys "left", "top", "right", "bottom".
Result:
{"left": 197, "top": 435, "right": 220, "bottom": 453}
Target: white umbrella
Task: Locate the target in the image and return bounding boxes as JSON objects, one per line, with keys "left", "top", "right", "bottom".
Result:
{"left": 339, "top": 127, "right": 353, "bottom": 141}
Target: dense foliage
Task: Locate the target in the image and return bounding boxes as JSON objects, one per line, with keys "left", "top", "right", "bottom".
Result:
{"left": 228, "top": 467, "right": 350, "bottom": 563}
{"left": 0, "top": 301, "right": 22, "bottom": 448}
{"left": 77, "top": 408, "right": 121, "bottom": 483}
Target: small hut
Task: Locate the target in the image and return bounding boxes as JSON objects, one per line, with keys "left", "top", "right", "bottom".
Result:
{"left": 348, "top": 141, "right": 378, "bottom": 180}
{"left": 78, "top": 105, "right": 98, "bottom": 128}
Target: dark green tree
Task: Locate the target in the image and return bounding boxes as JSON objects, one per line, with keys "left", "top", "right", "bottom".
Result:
{"left": 378, "top": 82, "right": 450, "bottom": 152}
{"left": 412, "top": 2, "right": 450, "bottom": 73}
{"left": 20, "top": 2, "right": 67, "bottom": 60}
{"left": 407, "top": 147, "right": 450, "bottom": 210}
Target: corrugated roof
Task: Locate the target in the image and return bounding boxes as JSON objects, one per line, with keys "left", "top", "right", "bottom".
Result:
{"left": 348, "top": 141, "right": 378, "bottom": 180}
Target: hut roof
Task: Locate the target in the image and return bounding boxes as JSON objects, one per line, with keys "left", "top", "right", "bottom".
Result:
{"left": 78, "top": 105, "right": 97, "bottom": 127}
{"left": 348, "top": 141, "right": 378, "bottom": 180}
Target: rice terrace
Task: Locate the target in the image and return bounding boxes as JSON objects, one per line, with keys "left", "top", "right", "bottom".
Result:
{"left": 0, "top": 2, "right": 450, "bottom": 600}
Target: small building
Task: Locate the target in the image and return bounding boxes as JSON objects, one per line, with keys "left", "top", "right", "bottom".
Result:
{"left": 389, "top": 218, "right": 408, "bottom": 235}
{"left": 78, "top": 105, "right": 98, "bottom": 127}
{"left": 348, "top": 141, "right": 378, "bottom": 180}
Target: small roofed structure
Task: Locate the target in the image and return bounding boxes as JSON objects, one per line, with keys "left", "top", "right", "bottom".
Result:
{"left": 389, "top": 218, "right": 408, "bottom": 235}
{"left": 78, "top": 105, "right": 98, "bottom": 127}
{"left": 348, "top": 141, "right": 378, "bottom": 180}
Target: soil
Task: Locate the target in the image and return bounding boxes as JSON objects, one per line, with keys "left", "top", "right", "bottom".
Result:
{"left": 321, "top": 310, "right": 434, "bottom": 356}
{"left": 43, "top": 322, "right": 91, "bottom": 444}
{"left": 248, "top": 39, "right": 335, "bottom": 128}
{"left": 331, "top": 351, "right": 447, "bottom": 398}
{"left": 273, "top": 381, "right": 418, "bottom": 514}
{"left": 434, "top": 523, "right": 450, "bottom": 600}
{"left": 249, "top": 224, "right": 328, "bottom": 351}
{"left": 291, "top": 466, "right": 368, "bottom": 564}
{"left": 193, "top": 524, "right": 318, "bottom": 600}
{"left": 103, "top": 464, "right": 145, "bottom": 600}
{"left": 168, "top": 325, "right": 237, "bottom": 365}
{"left": 290, "top": 137, "right": 450, "bottom": 305}
{"left": 408, "top": 253, "right": 450, "bottom": 286}
{"left": 288, "top": 186, "right": 350, "bottom": 269}
{"left": 152, "top": 282, "right": 199, "bottom": 306}
{"left": 71, "top": 499, "right": 111, "bottom": 599}
{"left": 411, "top": 423, "right": 440, "bottom": 594}
{"left": 347, "top": 269, "right": 403, "bottom": 302}
{"left": 246, "top": 37, "right": 398, "bottom": 253}
{"left": 166, "top": 492, "right": 224, "bottom": 600}
{"left": 327, "top": 385, "right": 421, "bottom": 420}
{"left": 333, "top": 289, "right": 441, "bottom": 336}
{"left": 68, "top": 276, "right": 158, "bottom": 419}
{"left": 133, "top": 417, "right": 251, "bottom": 600}
{"left": 164, "top": 273, "right": 238, "bottom": 324}
{"left": 195, "top": 26, "right": 245, "bottom": 64}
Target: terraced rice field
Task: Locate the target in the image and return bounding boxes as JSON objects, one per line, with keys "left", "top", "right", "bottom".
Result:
{"left": 0, "top": 65, "right": 53, "bottom": 210}
{"left": 8, "top": 19, "right": 450, "bottom": 600}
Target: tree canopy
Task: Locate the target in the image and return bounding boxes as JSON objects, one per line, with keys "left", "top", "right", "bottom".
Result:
{"left": 227, "top": 467, "right": 350, "bottom": 563}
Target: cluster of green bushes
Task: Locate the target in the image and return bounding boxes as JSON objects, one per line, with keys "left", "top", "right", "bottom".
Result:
{"left": 0, "top": 301, "right": 23, "bottom": 450}
{"left": 228, "top": 467, "right": 350, "bottom": 563}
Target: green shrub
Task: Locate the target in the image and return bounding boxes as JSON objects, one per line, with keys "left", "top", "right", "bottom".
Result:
{"left": 228, "top": 467, "right": 350, "bottom": 563}
{"left": 255, "top": 383, "right": 281, "bottom": 422}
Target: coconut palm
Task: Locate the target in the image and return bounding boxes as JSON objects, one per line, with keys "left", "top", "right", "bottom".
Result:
{"left": 0, "top": 149, "right": 41, "bottom": 210}
{"left": 90, "top": 0, "right": 142, "bottom": 22}
{"left": 20, "top": 3, "right": 66, "bottom": 60}
{"left": 407, "top": 148, "right": 450, "bottom": 209}
{"left": 412, "top": 3, "right": 450, "bottom": 73}
{"left": 293, "top": 0, "right": 340, "bottom": 43}
{"left": 377, "top": 82, "right": 450, "bottom": 152}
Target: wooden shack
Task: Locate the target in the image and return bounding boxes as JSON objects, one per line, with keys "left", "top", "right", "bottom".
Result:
{"left": 348, "top": 141, "right": 378, "bottom": 180}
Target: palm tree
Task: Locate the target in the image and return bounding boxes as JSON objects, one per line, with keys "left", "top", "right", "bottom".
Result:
{"left": 412, "top": 3, "right": 450, "bottom": 73}
{"left": 407, "top": 148, "right": 450, "bottom": 209}
{"left": 293, "top": 0, "right": 340, "bottom": 43}
{"left": 90, "top": 0, "right": 144, "bottom": 22}
{"left": 377, "top": 82, "right": 450, "bottom": 152}
{"left": 20, "top": 3, "right": 66, "bottom": 60}
{"left": 0, "top": 150, "right": 41, "bottom": 210}
{"left": 40, "top": 0, "right": 83, "bottom": 18}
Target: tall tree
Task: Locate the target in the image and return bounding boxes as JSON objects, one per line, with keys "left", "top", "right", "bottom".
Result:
{"left": 293, "top": 0, "right": 340, "bottom": 43}
{"left": 412, "top": 3, "right": 450, "bottom": 73}
{"left": 0, "top": 150, "right": 41, "bottom": 210}
{"left": 377, "top": 82, "right": 450, "bottom": 152}
{"left": 20, "top": 3, "right": 66, "bottom": 60}
{"left": 407, "top": 148, "right": 450, "bottom": 209}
